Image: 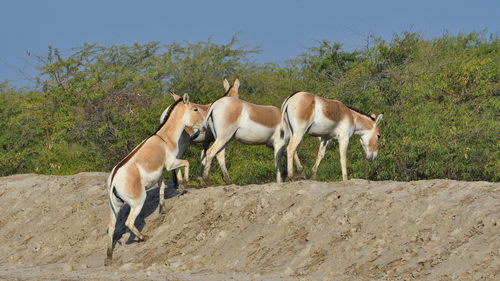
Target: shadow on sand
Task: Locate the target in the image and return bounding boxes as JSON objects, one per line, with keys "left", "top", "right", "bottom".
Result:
{"left": 110, "top": 179, "right": 198, "bottom": 246}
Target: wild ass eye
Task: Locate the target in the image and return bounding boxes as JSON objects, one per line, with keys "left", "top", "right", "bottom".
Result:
{"left": 193, "top": 108, "right": 198, "bottom": 112}
{"left": 377, "top": 135, "right": 381, "bottom": 139}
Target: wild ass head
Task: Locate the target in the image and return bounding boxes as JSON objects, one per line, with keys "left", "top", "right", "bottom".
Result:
{"left": 161, "top": 93, "right": 207, "bottom": 138}
{"left": 180, "top": 93, "right": 207, "bottom": 136}
{"left": 358, "top": 113, "right": 383, "bottom": 162}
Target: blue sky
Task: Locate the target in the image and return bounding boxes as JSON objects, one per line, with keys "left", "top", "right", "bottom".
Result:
{"left": 1, "top": 1, "right": 499, "bottom": 87}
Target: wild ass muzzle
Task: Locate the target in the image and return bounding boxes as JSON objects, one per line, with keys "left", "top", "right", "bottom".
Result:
{"left": 105, "top": 93, "right": 206, "bottom": 266}
{"left": 160, "top": 77, "right": 240, "bottom": 188}
{"left": 200, "top": 95, "right": 303, "bottom": 187}
{"left": 281, "top": 91, "right": 383, "bottom": 181}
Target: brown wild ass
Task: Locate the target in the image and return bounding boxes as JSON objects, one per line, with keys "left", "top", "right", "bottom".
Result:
{"left": 200, "top": 95, "right": 304, "bottom": 187}
{"left": 281, "top": 91, "right": 383, "bottom": 181}
{"left": 105, "top": 93, "right": 206, "bottom": 266}
{"left": 160, "top": 77, "right": 240, "bottom": 188}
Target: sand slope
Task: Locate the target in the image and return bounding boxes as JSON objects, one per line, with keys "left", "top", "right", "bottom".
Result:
{"left": 0, "top": 172, "right": 499, "bottom": 280}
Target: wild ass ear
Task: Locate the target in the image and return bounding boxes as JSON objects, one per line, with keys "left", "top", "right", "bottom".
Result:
{"left": 374, "top": 114, "right": 383, "bottom": 128}
{"left": 183, "top": 93, "right": 189, "bottom": 104}
{"left": 226, "top": 76, "right": 240, "bottom": 99}
{"left": 234, "top": 76, "right": 240, "bottom": 90}
{"left": 223, "top": 77, "right": 230, "bottom": 92}
{"left": 171, "top": 92, "right": 181, "bottom": 101}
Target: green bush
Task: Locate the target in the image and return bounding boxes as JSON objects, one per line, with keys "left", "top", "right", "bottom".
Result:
{"left": 1, "top": 31, "right": 498, "bottom": 183}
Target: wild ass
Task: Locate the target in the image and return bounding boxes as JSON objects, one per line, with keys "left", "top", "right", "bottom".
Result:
{"left": 160, "top": 77, "right": 240, "bottom": 188}
{"left": 200, "top": 95, "right": 303, "bottom": 187}
{"left": 281, "top": 91, "right": 383, "bottom": 181}
{"left": 105, "top": 93, "right": 205, "bottom": 266}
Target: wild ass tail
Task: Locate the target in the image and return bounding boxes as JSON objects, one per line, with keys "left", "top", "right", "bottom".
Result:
{"left": 106, "top": 168, "right": 121, "bottom": 219}
{"left": 205, "top": 101, "right": 217, "bottom": 139}
{"left": 280, "top": 92, "right": 299, "bottom": 139}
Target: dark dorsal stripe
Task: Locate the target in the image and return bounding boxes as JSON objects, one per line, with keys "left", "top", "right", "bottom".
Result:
{"left": 346, "top": 106, "right": 375, "bottom": 121}
{"left": 206, "top": 85, "right": 236, "bottom": 119}
{"left": 110, "top": 98, "right": 184, "bottom": 184}
{"left": 205, "top": 85, "right": 239, "bottom": 138}
{"left": 282, "top": 91, "right": 301, "bottom": 110}
{"left": 110, "top": 138, "right": 149, "bottom": 184}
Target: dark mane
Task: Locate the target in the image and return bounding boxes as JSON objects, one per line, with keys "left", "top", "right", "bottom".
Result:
{"left": 346, "top": 106, "right": 375, "bottom": 121}
{"left": 156, "top": 98, "right": 183, "bottom": 133}
{"left": 223, "top": 85, "right": 233, "bottom": 97}
{"left": 206, "top": 85, "right": 235, "bottom": 113}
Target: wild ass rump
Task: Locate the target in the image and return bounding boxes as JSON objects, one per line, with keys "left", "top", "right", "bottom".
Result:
{"left": 105, "top": 93, "right": 206, "bottom": 266}
{"left": 281, "top": 91, "right": 383, "bottom": 181}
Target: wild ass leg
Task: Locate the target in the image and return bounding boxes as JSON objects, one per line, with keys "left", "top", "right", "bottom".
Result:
{"left": 274, "top": 144, "right": 286, "bottom": 183}
{"left": 338, "top": 137, "right": 350, "bottom": 181}
{"left": 171, "top": 170, "right": 177, "bottom": 187}
{"left": 216, "top": 148, "right": 232, "bottom": 185}
{"left": 293, "top": 151, "right": 306, "bottom": 180}
{"left": 172, "top": 135, "right": 189, "bottom": 188}
{"left": 171, "top": 167, "right": 184, "bottom": 188}
{"left": 159, "top": 180, "right": 168, "bottom": 214}
{"left": 181, "top": 159, "right": 190, "bottom": 193}
{"left": 105, "top": 210, "right": 118, "bottom": 266}
{"left": 176, "top": 168, "right": 185, "bottom": 193}
{"left": 197, "top": 142, "right": 209, "bottom": 188}
{"left": 168, "top": 158, "right": 190, "bottom": 195}
{"left": 198, "top": 144, "right": 230, "bottom": 188}
{"left": 202, "top": 138, "right": 230, "bottom": 187}
{"left": 125, "top": 202, "right": 149, "bottom": 242}
{"left": 286, "top": 131, "right": 306, "bottom": 181}
{"left": 105, "top": 191, "right": 124, "bottom": 266}
{"left": 310, "top": 138, "right": 332, "bottom": 181}
{"left": 280, "top": 150, "right": 303, "bottom": 181}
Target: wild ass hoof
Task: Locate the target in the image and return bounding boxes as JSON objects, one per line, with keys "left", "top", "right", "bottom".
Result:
{"left": 298, "top": 171, "right": 307, "bottom": 180}
{"left": 223, "top": 177, "right": 232, "bottom": 185}
{"left": 104, "top": 255, "right": 113, "bottom": 267}
{"left": 202, "top": 177, "right": 213, "bottom": 188}
{"left": 104, "top": 248, "right": 113, "bottom": 266}
{"left": 197, "top": 177, "right": 206, "bottom": 189}
{"left": 159, "top": 204, "right": 167, "bottom": 215}
{"left": 178, "top": 184, "right": 187, "bottom": 195}
{"left": 141, "top": 235, "right": 150, "bottom": 242}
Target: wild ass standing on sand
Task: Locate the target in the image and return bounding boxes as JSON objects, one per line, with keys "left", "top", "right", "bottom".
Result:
{"left": 200, "top": 95, "right": 304, "bottom": 187}
{"left": 160, "top": 77, "right": 240, "bottom": 188}
{"left": 105, "top": 93, "right": 206, "bottom": 266}
{"left": 281, "top": 91, "right": 383, "bottom": 181}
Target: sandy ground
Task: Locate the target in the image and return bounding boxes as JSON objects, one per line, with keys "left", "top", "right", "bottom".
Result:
{"left": 0, "top": 172, "right": 499, "bottom": 280}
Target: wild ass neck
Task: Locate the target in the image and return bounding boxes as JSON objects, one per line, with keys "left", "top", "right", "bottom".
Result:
{"left": 156, "top": 106, "right": 187, "bottom": 150}
{"left": 351, "top": 110, "right": 375, "bottom": 134}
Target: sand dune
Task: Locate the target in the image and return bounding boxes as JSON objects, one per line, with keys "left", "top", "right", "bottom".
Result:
{"left": 0, "top": 172, "right": 499, "bottom": 280}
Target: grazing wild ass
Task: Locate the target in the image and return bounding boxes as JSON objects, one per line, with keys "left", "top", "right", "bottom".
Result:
{"left": 281, "top": 91, "right": 383, "bottom": 181}
{"left": 200, "top": 94, "right": 303, "bottom": 187}
{"left": 105, "top": 93, "right": 205, "bottom": 266}
{"left": 160, "top": 77, "right": 240, "bottom": 188}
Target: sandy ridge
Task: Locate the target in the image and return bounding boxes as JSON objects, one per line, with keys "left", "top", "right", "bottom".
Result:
{"left": 0, "top": 173, "right": 499, "bottom": 280}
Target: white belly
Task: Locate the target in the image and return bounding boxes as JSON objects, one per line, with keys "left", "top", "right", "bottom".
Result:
{"left": 234, "top": 124, "right": 275, "bottom": 145}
